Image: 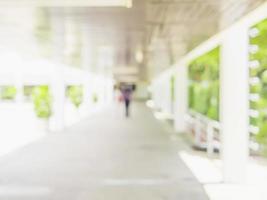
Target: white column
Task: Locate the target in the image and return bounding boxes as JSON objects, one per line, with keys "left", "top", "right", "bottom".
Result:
{"left": 49, "top": 9, "right": 65, "bottom": 132}
{"left": 82, "top": 74, "right": 93, "bottom": 112}
{"left": 81, "top": 23, "right": 93, "bottom": 71}
{"left": 49, "top": 69, "right": 65, "bottom": 132}
{"left": 165, "top": 79, "right": 171, "bottom": 114}
{"left": 15, "top": 72, "right": 24, "bottom": 103}
{"left": 220, "top": 24, "right": 249, "bottom": 183}
{"left": 174, "top": 64, "right": 188, "bottom": 133}
{"left": 151, "top": 82, "right": 157, "bottom": 109}
{"left": 162, "top": 80, "right": 168, "bottom": 112}
{"left": 106, "top": 77, "right": 114, "bottom": 104}
{"left": 81, "top": 24, "right": 93, "bottom": 111}
{"left": 154, "top": 81, "right": 163, "bottom": 110}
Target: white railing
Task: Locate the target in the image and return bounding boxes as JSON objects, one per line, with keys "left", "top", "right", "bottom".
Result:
{"left": 186, "top": 109, "right": 221, "bottom": 157}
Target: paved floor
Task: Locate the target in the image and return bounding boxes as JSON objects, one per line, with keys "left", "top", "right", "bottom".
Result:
{"left": 0, "top": 103, "right": 208, "bottom": 200}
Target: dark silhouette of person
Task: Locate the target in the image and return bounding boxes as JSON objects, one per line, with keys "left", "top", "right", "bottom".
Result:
{"left": 121, "top": 87, "right": 132, "bottom": 117}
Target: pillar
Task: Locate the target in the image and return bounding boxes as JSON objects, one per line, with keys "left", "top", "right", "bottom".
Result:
{"left": 49, "top": 8, "right": 65, "bottom": 132}
{"left": 15, "top": 70, "right": 24, "bottom": 103}
{"left": 50, "top": 69, "right": 65, "bottom": 132}
{"left": 81, "top": 24, "right": 93, "bottom": 110}
{"left": 174, "top": 64, "right": 188, "bottom": 133}
{"left": 82, "top": 74, "right": 93, "bottom": 113}
{"left": 220, "top": 24, "right": 249, "bottom": 183}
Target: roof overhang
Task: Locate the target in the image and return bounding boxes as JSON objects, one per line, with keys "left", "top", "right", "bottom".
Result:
{"left": 0, "top": 0, "right": 132, "bottom": 7}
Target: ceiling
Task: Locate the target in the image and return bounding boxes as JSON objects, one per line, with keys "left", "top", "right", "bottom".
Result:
{"left": 145, "top": 0, "right": 266, "bottom": 77}
{"left": 0, "top": 0, "right": 132, "bottom": 7}
{"left": 0, "top": 0, "right": 266, "bottom": 82}
{"left": 58, "top": 0, "right": 267, "bottom": 81}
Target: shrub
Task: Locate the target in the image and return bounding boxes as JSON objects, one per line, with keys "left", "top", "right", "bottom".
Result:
{"left": 249, "top": 18, "right": 267, "bottom": 151}
{"left": 32, "top": 86, "right": 52, "bottom": 119}
{"left": 67, "top": 85, "right": 83, "bottom": 108}
{"left": 188, "top": 47, "right": 220, "bottom": 121}
{"left": 0, "top": 86, "right": 17, "bottom": 100}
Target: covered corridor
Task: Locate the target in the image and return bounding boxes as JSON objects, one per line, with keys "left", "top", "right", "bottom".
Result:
{"left": 0, "top": 103, "right": 207, "bottom": 200}
{"left": 1, "top": 0, "right": 267, "bottom": 199}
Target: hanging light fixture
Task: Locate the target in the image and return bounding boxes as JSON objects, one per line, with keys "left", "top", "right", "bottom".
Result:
{"left": 135, "top": 49, "right": 144, "bottom": 64}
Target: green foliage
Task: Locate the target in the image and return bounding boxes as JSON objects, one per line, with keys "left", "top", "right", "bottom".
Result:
{"left": 192, "top": 82, "right": 210, "bottom": 114}
{"left": 249, "top": 18, "right": 267, "bottom": 150}
{"left": 188, "top": 47, "right": 220, "bottom": 121}
{"left": 32, "top": 86, "right": 52, "bottom": 119}
{"left": 250, "top": 82, "right": 262, "bottom": 93}
{"left": 0, "top": 86, "right": 17, "bottom": 100}
{"left": 257, "top": 123, "right": 267, "bottom": 142}
{"left": 188, "top": 82, "right": 195, "bottom": 108}
{"left": 207, "top": 81, "right": 219, "bottom": 119}
{"left": 67, "top": 86, "right": 83, "bottom": 108}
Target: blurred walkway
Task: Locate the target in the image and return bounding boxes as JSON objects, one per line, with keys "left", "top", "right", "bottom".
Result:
{"left": 0, "top": 102, "right": 208, "bottom": 200}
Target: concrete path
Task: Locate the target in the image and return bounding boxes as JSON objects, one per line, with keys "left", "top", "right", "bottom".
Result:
{"left": 0, "top": 103, "right": 208, "bottom": 200}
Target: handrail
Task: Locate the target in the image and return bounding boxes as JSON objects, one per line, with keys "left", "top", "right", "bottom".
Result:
{"left": 186, "top": 109, "right": 221, "bottom": 156}
{"left": 188, "top": 109, "right": 221, "bottom": 130}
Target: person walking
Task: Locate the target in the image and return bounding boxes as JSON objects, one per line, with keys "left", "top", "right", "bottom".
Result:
{"left": 121, "top": 87, "right": 132, "bottom": 117}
